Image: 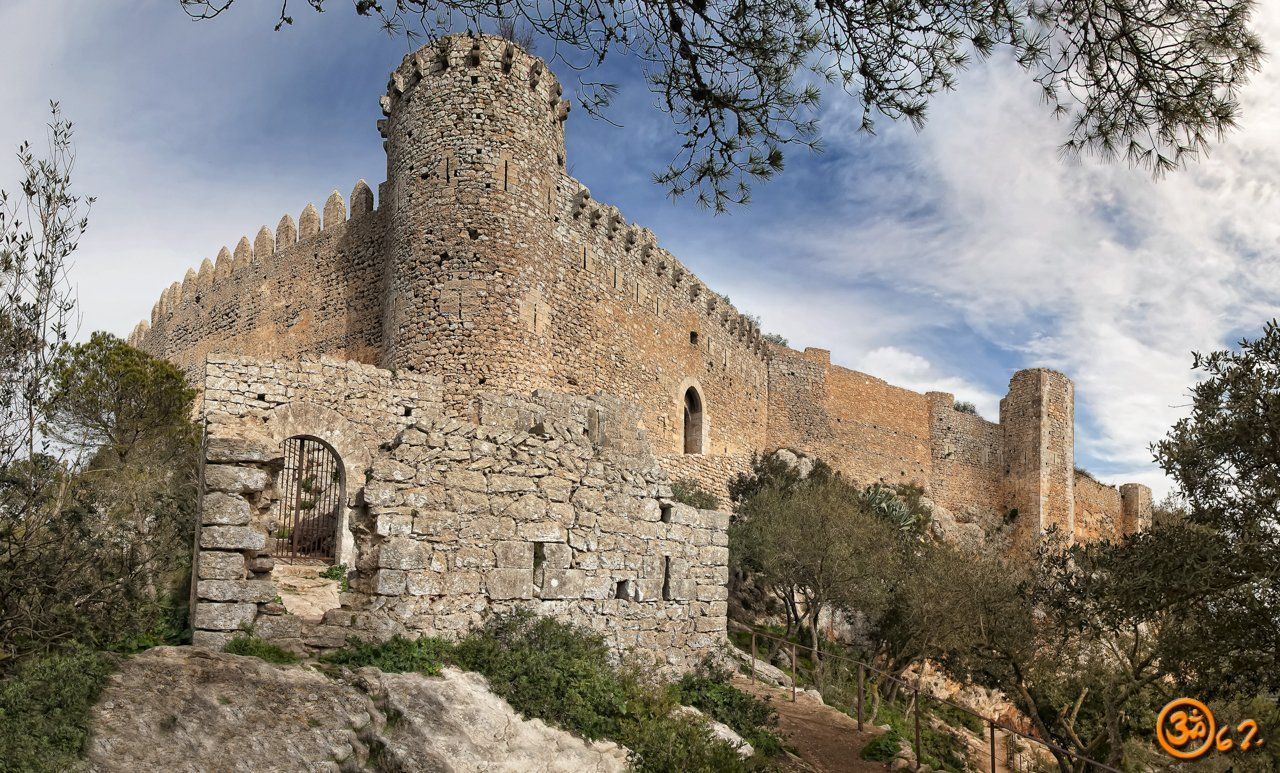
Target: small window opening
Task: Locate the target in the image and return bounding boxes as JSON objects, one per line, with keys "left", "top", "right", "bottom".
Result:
{"left": 468, "top": 227, "right": 479, "bottom": 240}
{"left": 682, "top": 387, "right": 704, "bottom": 455}
{"left": 660, "top": 503, "right": 673, "bottom": 523}
{"left": 471, "top": 75, "right": 479, "bottom": 85}
{"left": 503, "top": 159, "right": 510, "bottom": 191}
{"left": 257, "top": 393, "right": 267, "bottom": 402}
{"left": 478, "top": 376, "right": 486, "bottom": 385}
{"left": 444, "top": 157, "right": 451, "bottom": 183}
{"left": 403, "top": 407, "right": 413, "bottom": 417}
{"left": 661, "top": 556, "right": 671, "bottom": 601}
{"left": 689, "top": 331, "right": 699, "bottom": 345}
{"left": 533, "top": 542, "right": 546, "bottom": 572}
{"left": 614, "top": 580, "right": 631, "bottom": 600}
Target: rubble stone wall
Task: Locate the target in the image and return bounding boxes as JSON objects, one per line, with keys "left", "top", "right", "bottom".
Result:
{"left": 1073, "top": 472, "right": 1123, "bottom": 543}
{"left": 191, "top": 356, "right": 729, "bottom": 669}
{"left": 766, "top": 346, "right": 934, "bottom": 490}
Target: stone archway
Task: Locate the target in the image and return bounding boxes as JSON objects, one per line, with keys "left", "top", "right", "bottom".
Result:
{"left": 675, "top": 379, "right": 706, "bottom": 456}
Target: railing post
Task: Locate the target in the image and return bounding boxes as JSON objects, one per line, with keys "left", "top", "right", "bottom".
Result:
{"left": 989, "top": 720, "right": 996, "bottom": 773}
{"left": 913, "top": 683, "right": 922, "bottom": 771}
{"left": 856, "top": 663, "right": 864, "bottom": 731}
{"left": 750, "top": 632, "right": 756, "bottom": 684}
{"left": 790, "top": 643, "right": 798, "bottom": 702}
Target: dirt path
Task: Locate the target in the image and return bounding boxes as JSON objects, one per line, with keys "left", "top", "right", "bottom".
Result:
{"left": 733, "top": 675, "right": 891, "bottom": 773}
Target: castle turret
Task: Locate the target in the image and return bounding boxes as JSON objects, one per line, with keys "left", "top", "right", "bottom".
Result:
{"left": 1000, "top": 368, "right": 1075, "bottom": 548}
{"left": 378, "top": 34, "right": 568, "bottom": 407}
{"left": 1119, "top": 482, "right": 1152, "bottom": 535}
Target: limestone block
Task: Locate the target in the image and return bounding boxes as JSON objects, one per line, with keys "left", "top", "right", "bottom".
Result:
{"left": 198, "top": 550, "right": 247, "bottom": 580}
{"left": 696, "top": 584, "right": 728, "bottom": 602}
{"left": 538, "top": 568, "right": 586, "bottom": 599}
{"left": 193, "top": 601, "right": 257, "bottom": 631}
{"left": 375, "top": 512, "right": 413, "bottom": 537}
{"left": 667, "top": 503, "right": 698, "bottom": 526}
{"left": 372, "top": 458, "right": 415, "bottom": 482}
{"left": 539, "top": 477, "right": 572, "bottom": 502}
{"left": 379, "top": 538, "right": 428, "bottom": 569}
{"left": 254, "top": 614, "right": 304, "bottom": 639}
{"left": 490, "top": 474, "right": 536, "bottom": 493}
{"left": 374, "top": 569, "right": 407, "bottom": 595}
{"left": 446, "top": 470, "right": 487, "bottom": 492}
{"left": 571, "top": 487, "right": 606, "bottom": 511}
{"left": 206, "top": 435, "right": 276, "bottom": 464}
{"left": 501, "top": 493, "right": 546, "bottom": 520}
{"left": 201, "top": 526, "right": 266, "bottom": 551}
{"left": 197, "top": 579, "right": 277, "bottom": 603}
{"left": 191, "top": 629, "right": 237, "bottom": 650}
{"left": 541, "top": 541, "right": 572, "bottom": 569}
{"left": 202, "top": 493, "right": 251, "bottom": 526}
{"left": 667, "top": 579, "right": 696, "bottom": 602}
{"left": 494, "top": 540, "right": 533, "bottom": 569}
{"left": 518, "top": 521, "right": 565, "bottom": 542}
{"left": 364, "top": 482, "right": 401, "bottom": 507}
{"left": 486, "top": 568, "right": 533, "bottom": 600}
{"left": 635, "top": 579, "right": 664, "bottom": 602}
{"left": 248, "top": 554, "right": 275, "bottom": 574}
{"left": 204, "top": 465, "right": 271, "bottom": 494}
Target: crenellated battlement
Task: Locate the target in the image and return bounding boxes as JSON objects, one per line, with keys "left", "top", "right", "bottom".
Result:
{"left": 556, "top": 184, "right": 768, "bottom": 360}
{"left": 375, "top": 33, "right": 570, "bottom": 144}
{"left": 129, "top": 180, "right": 378, "bottom": 350}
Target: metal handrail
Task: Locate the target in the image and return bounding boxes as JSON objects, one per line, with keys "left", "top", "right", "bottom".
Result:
{"left": 728, "top": 621, "right": 1123, "bottom": 773}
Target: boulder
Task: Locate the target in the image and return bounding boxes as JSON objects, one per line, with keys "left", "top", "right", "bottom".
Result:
{"left": 87, "top": 646, "right": 630, "bottom": 772}
{"left": 674, "top": 705, "right": 754, "bottom": 757}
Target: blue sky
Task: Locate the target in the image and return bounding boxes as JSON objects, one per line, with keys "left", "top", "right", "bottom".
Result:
{"left": 5, "top": 0, "right": 1280, "bottom": 496}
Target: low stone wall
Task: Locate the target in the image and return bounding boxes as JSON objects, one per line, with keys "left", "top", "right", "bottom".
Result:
{"left": 338, "top": 392, "right": 730, "bottom": 669}
{"left": 190, "top": 357, "right": 730, "bottom": 670}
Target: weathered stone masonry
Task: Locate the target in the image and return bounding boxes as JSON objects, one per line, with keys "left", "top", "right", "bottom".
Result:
{"left": 194, "top": 355, "right": 728, "bottom": 667}
{"left": 132, "top": 34, "right": 1152, "bottom": 660}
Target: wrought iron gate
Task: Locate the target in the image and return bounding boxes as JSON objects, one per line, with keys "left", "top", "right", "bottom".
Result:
{"left": 272, "top": 437, "right": 342, "bottom": 562}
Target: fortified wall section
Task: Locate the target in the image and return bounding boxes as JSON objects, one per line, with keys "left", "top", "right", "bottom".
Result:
{"left": 131, "top": 186, "right": 386, "bottom": 378}
{"left": 766, "top": 346, "right": 934, "bottom": 490}
{"left": 191, "top": 356, "right": 729, "bottom": 669}
{"left": 926, "top": 392, "right": 1004, "bottom": 517}
{"left": 1073, "top": 472, "right": 1122, "bottom": 543}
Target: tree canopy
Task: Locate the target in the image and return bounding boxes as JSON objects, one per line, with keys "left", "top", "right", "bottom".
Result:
{"left": 181, "top": 0, "right": 1263, "bottom": 210}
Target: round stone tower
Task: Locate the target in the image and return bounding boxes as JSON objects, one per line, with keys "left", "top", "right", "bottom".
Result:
{"left": 378, "top": 34, "right": 568, "bottom": 408}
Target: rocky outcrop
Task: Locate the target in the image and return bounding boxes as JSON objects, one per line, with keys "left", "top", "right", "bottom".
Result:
{"left": 87, "top": 646, "right": 629, "bottom": 773}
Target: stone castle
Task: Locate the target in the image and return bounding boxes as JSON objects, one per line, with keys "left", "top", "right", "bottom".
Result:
{"left": 128, "top": 34, "right": 1150, "bottom": 660}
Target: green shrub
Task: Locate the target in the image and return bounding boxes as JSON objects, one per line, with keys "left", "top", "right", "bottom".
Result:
{"left": 861, "top": 728, "right": 903, "bottom": 762}
{"left": 670, "top": 479, "right": 721, "bottom": 510}
{"left": 224, "top": 635, "right": 298, "bottom": 665}
{"left": 933, "top": 701, "right": 984, "bottom": 735}
{"left": 322, "top": 635, "right": 450, "bottom": 676}
{"left": 953, "top": 401, "right": 978, "bottom": 415}
{"left": 0, "top": 649, "right": 116, "bottom": 773}
{"left": 673, "top": 660, "right": 783, "bottom": 756}
{"left": 318, "top": 563, "right": 347, "bottom": 581}
{"left": 452, "top": 611, "right": 751, "bottom": 772}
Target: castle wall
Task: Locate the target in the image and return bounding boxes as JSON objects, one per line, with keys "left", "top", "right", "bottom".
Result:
{"left": 927, "top": 393, "right": 1004, "bottom": 516}
{"left": 133, "top": 187, "right": 386, "bottom": 378}
{"left": 1072, "top": 472, "right": 1123, "bottom": 543}
{"left": 766, "top": 346, "right": 934, "bottom": 489}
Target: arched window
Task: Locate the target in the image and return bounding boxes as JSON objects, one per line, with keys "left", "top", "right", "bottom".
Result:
{"left": 271, "top": 436, "right": 344, "bottom": 564}
{"left": 683, "top": 387, "right": 704, "bottom": 455}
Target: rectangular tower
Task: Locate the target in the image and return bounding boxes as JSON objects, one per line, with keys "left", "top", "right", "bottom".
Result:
{"left": 1000, "top": 369, "right": 1075, "bottom": 549}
